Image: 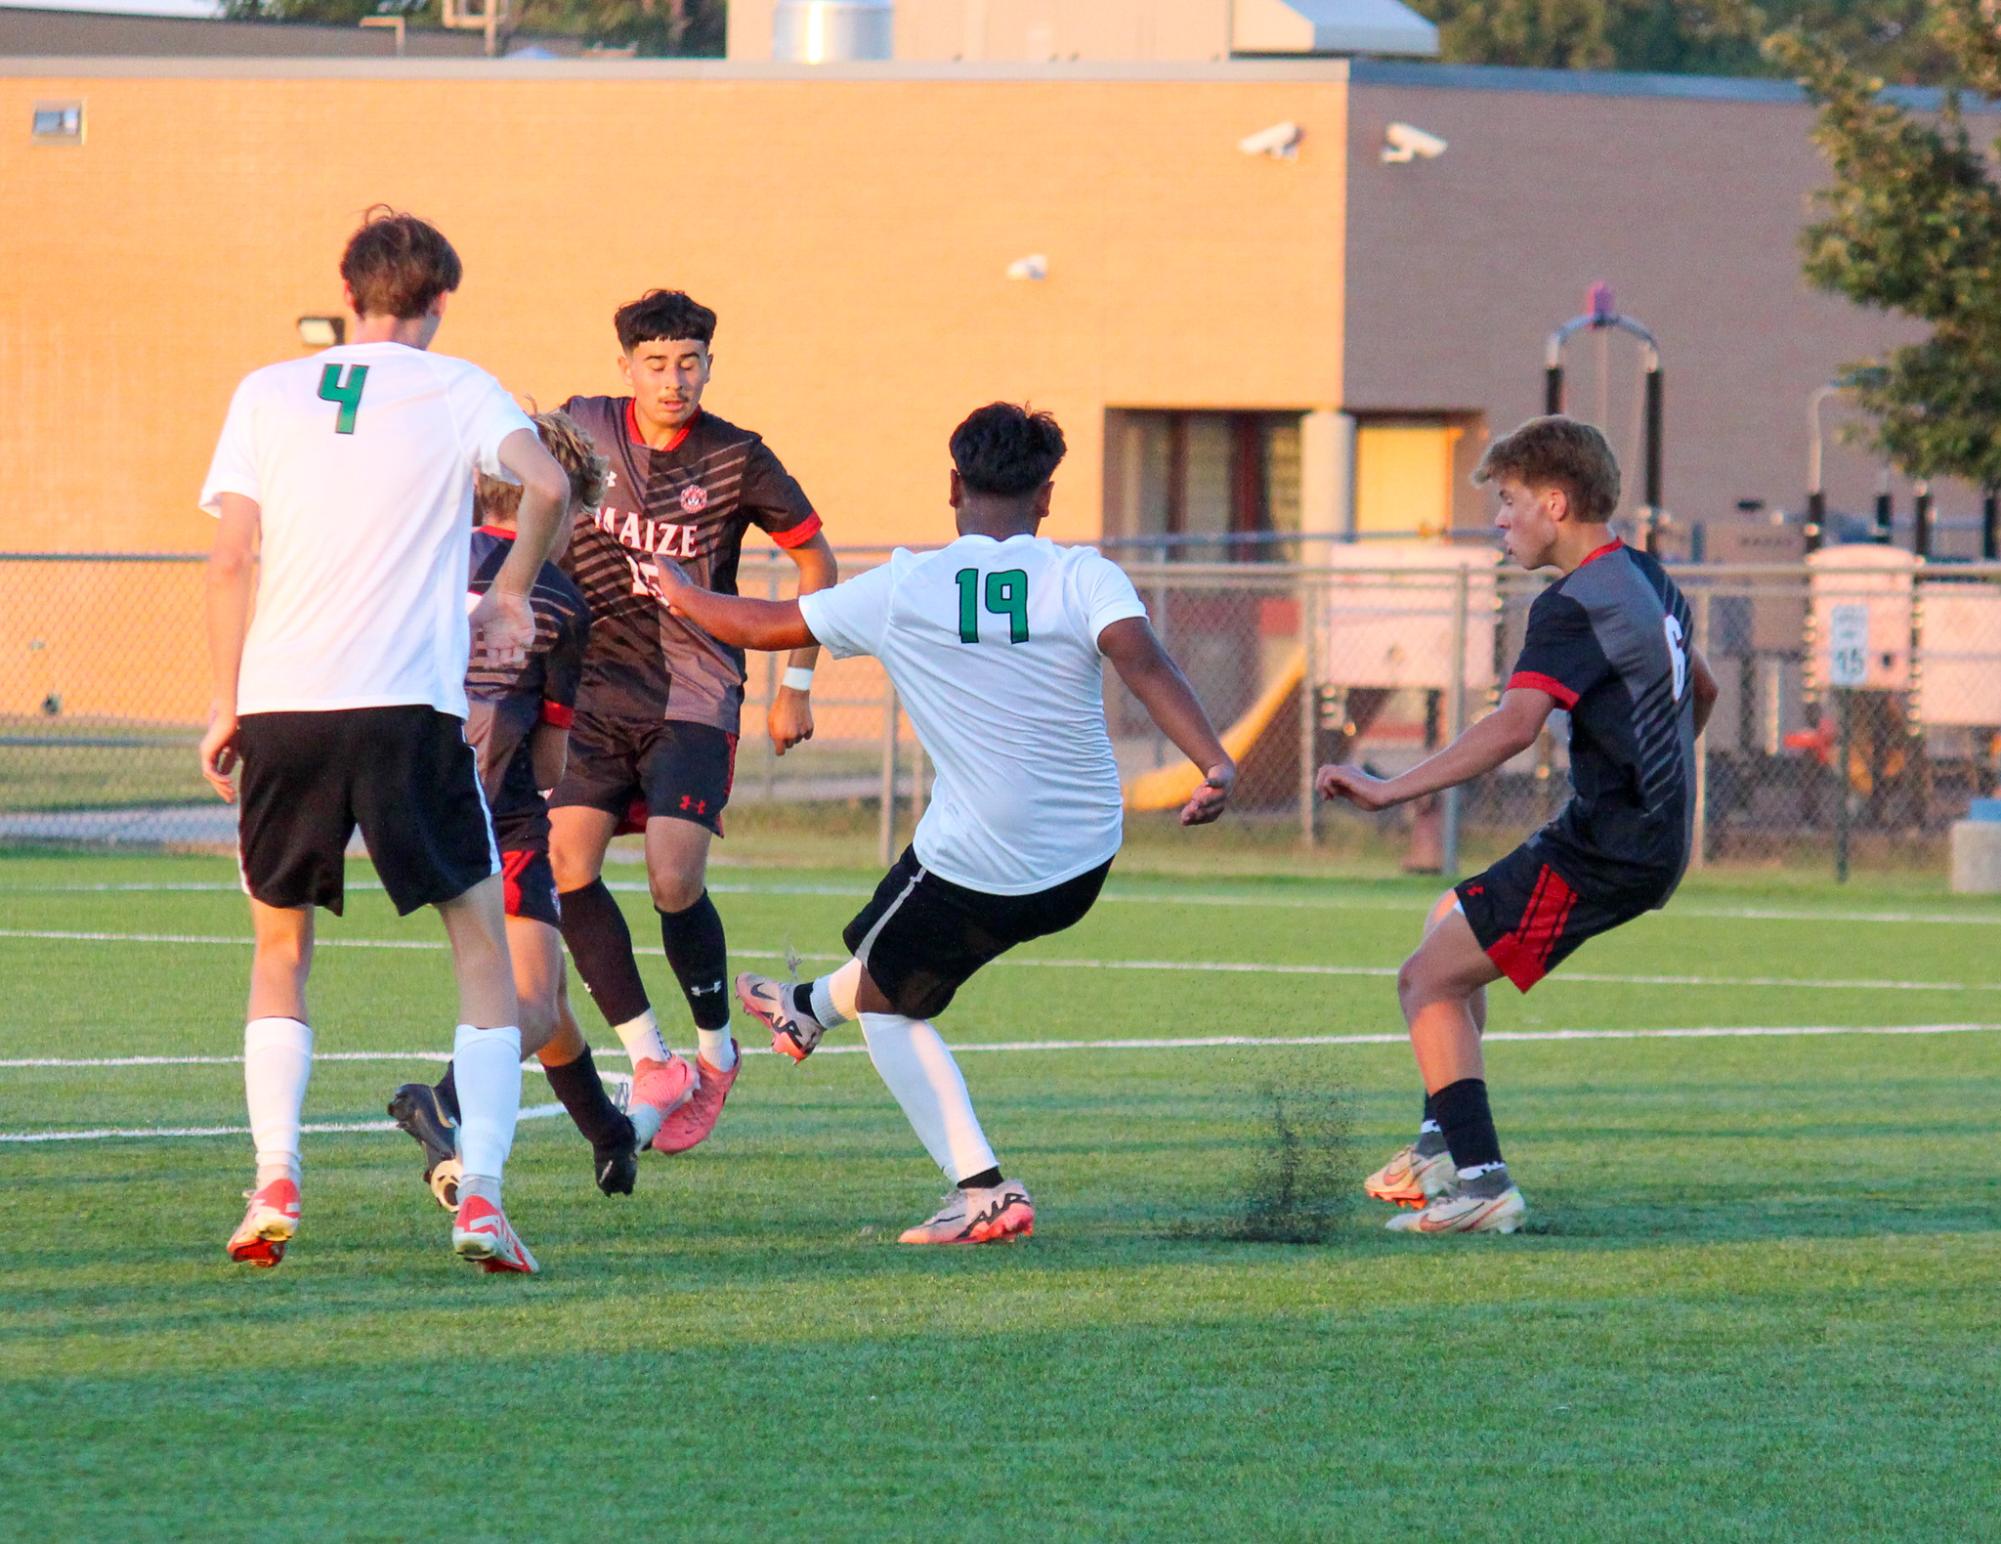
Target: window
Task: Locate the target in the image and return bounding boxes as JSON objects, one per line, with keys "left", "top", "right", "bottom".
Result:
{"left": 1104, "top": 410, "right": 1303, "bottom": 559}
{"left": 31, "top": 102, "right": 83, "bottom": 146}
{"left": 1353, "top": 419, "right": 1465, "bottom": 538}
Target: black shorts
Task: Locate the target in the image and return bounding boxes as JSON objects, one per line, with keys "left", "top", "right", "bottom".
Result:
{"left": 548, "top": 711, "right": 737, "bottom": 838}
{"left": 236, "top": 707, "right": 498, "bottom": 917}
{"left": 501, "top": 849, "right": 561, "bottom": 927}
{"left": 843, "top": 846, "right": 1113, "bottom": 1020}
{"left": 1455, "top": 840, "right": 1670, "bottom": 993}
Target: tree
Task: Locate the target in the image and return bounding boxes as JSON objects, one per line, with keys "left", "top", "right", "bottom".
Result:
{"left": 1767, "top": 2, "right": 2001, "bottom": 491}
{"left": 222, "top": 0, "right": 723, "bottom": 55}
{"left": 1410, "top": 1, "right": 1954, "bottom": 84}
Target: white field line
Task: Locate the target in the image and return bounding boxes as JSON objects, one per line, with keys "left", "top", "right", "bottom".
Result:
{"left": 1, "top": 926, "right": 1995, "bottom": 997}
{"left": 4, "top": 878, "right": 2001, "bottom": 929}
{"left": 3, "top": 1023, "right": 1997, "bottom": 1143}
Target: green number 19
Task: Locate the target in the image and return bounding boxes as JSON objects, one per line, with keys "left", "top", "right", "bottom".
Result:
{"left": 955, "top": 567, "right": 1030, "bottom": 645}
{"left": 317, "top": 363, "right": 369, "bottom": 435}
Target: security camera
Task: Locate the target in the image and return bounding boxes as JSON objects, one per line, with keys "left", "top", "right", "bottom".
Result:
{"left": 1237, "top": 121, "right": 1303, "bottom": 160}
{"left": 1005, "top": 254, "right": 1048, "bottom": 282}
{"left": 1381, "top": 121, "right": 1447, "bottom": 164}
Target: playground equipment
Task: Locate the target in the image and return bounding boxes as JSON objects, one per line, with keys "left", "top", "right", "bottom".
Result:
{"left": 1546, "top": 282, "right": 1664, "bottom": 554}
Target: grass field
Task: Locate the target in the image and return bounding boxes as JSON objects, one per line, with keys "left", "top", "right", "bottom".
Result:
{"left": 3, "top": 845, "right": 1999, "bottom": 1540}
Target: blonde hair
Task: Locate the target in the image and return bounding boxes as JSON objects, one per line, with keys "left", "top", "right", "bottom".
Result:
{"left": 474, "top": 409, "right": 609, "bottom": 522}
{"left": 1473, "top": 415, "right": 1621, "bottom": 523}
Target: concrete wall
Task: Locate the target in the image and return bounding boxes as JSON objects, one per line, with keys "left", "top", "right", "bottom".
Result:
{"left": 1342, "top": 65, "right": 1955, "bottom": 534}
{"left": 0, "top": 61, "right": 1349, "bottom": 556}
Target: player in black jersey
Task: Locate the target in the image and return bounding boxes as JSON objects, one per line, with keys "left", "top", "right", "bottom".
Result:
{"left": 549, "top": 290, "right": 839, "bottom": 1158}
{"left": 386, "top": 411, "right": 655, "bottom": 1202}
{"left": 1319, "top": 417, "right": 1719, "bottom": 1235}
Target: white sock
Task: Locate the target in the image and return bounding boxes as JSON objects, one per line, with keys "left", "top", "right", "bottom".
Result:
{"left": 697, "top": 1026, "right": 737, "bottom": 1072}
{"left": 613, "top": 1009, "right": 670, "bottom": 1065}
{"left": 809, "top": 959, "right": 862, "bottom": 1027}
{"left": 859, "top": 1012, "right": 998, "bottom": 1183}
{"left": 454, "top": 1024, "right": 522, "bottom": 1195}
{"left": 244, "top": 1016, "right": 312, "bottom": 1187}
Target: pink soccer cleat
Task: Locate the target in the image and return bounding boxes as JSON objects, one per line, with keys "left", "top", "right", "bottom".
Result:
{"left": 625, "top": 1053, "right": 696, "bottom": 1150}
{"left": 451, "top": 1194, "right": 539, "bottom": 1274}
{"left": 653, "top": 1042, "right": 739, "bottom": 1154}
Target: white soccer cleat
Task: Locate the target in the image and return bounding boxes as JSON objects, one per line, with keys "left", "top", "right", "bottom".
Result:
{"left": 1385, "top": 1180, "right": 1526, "bottom": 1236}
{"left": 736, "top": 971, "right": 828, "bottom": 1062}
{"left": 898, "top": 1181, "right": 1035, "bottom": 1245}
{"left": 1364, "top": 1141, "right": 1455, "bottom": 1208}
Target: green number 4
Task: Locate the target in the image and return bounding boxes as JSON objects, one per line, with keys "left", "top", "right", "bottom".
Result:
{"left": 955, "top": 567, "right": 1030, "bottom": 644}
{"left": 317, "top": 363, "right": 369, "bottom": 435}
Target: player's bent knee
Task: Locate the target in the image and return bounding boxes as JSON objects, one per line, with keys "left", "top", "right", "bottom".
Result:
{"left": 648, "top": 873, "right": 705, "bottom": 913}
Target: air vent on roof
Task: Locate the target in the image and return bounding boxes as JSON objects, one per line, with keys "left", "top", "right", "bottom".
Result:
{"left": 773, "top": 0, "right": 893, "bottom": 62}
{"left": 1233, "top": 0, "right": 1438, "bottom": 58}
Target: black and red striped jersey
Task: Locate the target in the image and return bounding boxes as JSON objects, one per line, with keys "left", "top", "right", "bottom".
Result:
{"left": 465, "top": 525, "right": 590, "bottom": 854}
{"left": 557, "top": 397, "right": 821, "bottom": 731}
{"left": 1508, "top": 540, "right": 1696, "bottom": 897}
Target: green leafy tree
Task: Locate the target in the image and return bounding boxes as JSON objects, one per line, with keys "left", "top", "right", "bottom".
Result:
{"left": 1768, "top": 3, "right": 2001, "bottom": 490}
{"left": 1411, "top": 1, "right": 1954, "bottom": 83}
{"left": 222, "top": 0, "right": 722, "bottom": 55}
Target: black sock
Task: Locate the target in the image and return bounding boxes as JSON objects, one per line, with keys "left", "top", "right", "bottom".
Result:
{"left": 435, "top": 1063, "right": 461, "bottom": 1123}
{"left": 558, "top": 878, "right": 652, "bottom": 1027}
{"left": 544, "top": 1047, "right": 634, "bottom": 1152}
{"left": 958, "top": 1165, "right": 1004, "bottom": 1191}
{"left": 1422, "top": 1090, "right": 1437, "bottom": 1125}
{"left": 1430, "top": 1077, "right": 1504, "bottom": 1171}
{"left": 658, "top": 891, "right": 730, "bottom": 1031}
{"left": 791, "top": 983, "right": 817, "bottom": 1020}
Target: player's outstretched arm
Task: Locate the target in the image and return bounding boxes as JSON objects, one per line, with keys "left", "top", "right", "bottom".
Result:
{"left": 1318, "top": 688, "right": 1554, "bottom": 813}
{"left": 1098, "top": 618, "right": 1234, "bottom": 826}
{"left": 654, "top": 558, "right": 816, "bottom": 652}
{"left": 471, "top": 429, "right": 571, "bottom": 669}
{"left": 770, "top": 532, "right": 839, "bottom": 756}
{"left": 201, "top": 493, "right": 260, "bottom": 803}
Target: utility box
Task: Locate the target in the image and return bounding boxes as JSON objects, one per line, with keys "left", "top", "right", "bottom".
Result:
{"left": 1807, "top": 545, "right": 1915, "bottom": 692}
{"left": 1918, "top": 579, "right": 2001, "bottom": 728}
{"left": 1320, "top": 542, "right": 1498, "bottom": 693}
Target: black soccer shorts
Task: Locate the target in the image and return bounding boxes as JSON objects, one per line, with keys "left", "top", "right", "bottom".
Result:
{"left": 548, "top": 711, "right": 737, "bottom": 838}
{"left": 235, "top": 706, "right": 498, "bottom": 916}
{"left": 843, "top": 846, "right": 1114, "bottom": 1020}
{"left": 1454, "top": 840, "right": 1671, "bottom": 993}
{"left": 500, "top": 849, "right": 562, "bottom": 928}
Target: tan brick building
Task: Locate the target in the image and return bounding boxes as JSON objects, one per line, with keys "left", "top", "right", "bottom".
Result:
{"left": 0, "top": 50, "right": 1959, "bottom": 562}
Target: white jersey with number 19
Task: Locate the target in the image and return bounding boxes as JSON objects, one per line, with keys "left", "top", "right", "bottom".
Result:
{"left": 799, "top": 533, "right": 1147, "bottom": 896}
{"left": 199, "top": 341, "right": 535, "bottom": 719}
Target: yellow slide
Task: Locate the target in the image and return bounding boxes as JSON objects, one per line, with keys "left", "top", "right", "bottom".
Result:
{"left": 1124, "top": 650, "right": 1306, "bottom": 810}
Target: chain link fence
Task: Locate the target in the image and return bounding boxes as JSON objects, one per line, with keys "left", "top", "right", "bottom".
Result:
{"left": 5, "top": 547, "right": 1999, "bottom": 877}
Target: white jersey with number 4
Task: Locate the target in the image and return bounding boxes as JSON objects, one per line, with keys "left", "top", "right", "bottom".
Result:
{"left": 199, "top": 341, "right": 535, "bottom": 719}
{"left": 800, "top": 533, "right": 1147, "bottom": 895}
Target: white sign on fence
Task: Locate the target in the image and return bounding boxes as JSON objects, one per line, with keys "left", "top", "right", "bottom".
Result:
{"left": 1827, "top": 603, "right": 1870, "bottom": 689}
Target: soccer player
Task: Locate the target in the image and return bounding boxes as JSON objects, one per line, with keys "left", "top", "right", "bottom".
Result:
{"left": 201, "top": 209, "right": 569, "bottom": 1274}
{"left": 388, "top": 410, "right": 657, "bottom": 1207}
{"left": 657, "top": 403, "right": 1235, "bottom": 1244}
{"left": 547, "top": 290, "right": 838, "bottom": 1156}
{"left": 1318, "top": 416, "right": 1718, "bottom": 1235}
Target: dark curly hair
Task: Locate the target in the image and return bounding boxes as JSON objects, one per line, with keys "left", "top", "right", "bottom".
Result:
{"left": 615, "top": 289, "right": 718, "bottom": 352}
{"left": 949, "top": 403, "right": 1067, "bottom": 497}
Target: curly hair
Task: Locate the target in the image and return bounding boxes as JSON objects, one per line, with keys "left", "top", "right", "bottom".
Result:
{"left": 1473, "top": 415, "right": 1621, "bottom": 522}
{"left": 474, "top": 409, "right": 609, "bottom": 522}
{"left": 614, "top": 289, "right": 718, "bottom": 352}
{"left": 949, "top": 403, "right": 1067, "bottom": 497}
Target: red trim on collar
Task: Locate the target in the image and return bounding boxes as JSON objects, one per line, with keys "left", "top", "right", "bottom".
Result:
{"left": 626, "top": 399, "right": 698, "bottom": 453}
{"left": 770, "top": 512, "right": 823, "bottom": 550}
{"left": 475, "top": 524, "right": 516, "bottom": 540}
{"left": 1578, "top": 538, "right": 1624, "bottom": 568}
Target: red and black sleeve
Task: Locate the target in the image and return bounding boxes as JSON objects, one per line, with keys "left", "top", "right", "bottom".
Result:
{"left": 1508, "top": 590, "right": 1609, "bottom": 709}
{"left": 741, "top": 438, "right": 822, "bottom": 550}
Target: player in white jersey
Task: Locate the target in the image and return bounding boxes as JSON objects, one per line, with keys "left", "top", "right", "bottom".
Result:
{"left": 654, "top": 403, "right": 1234, "bottom": 1243}
{"left": 199, "top": 208, "right": 570, "bottom": 1274}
